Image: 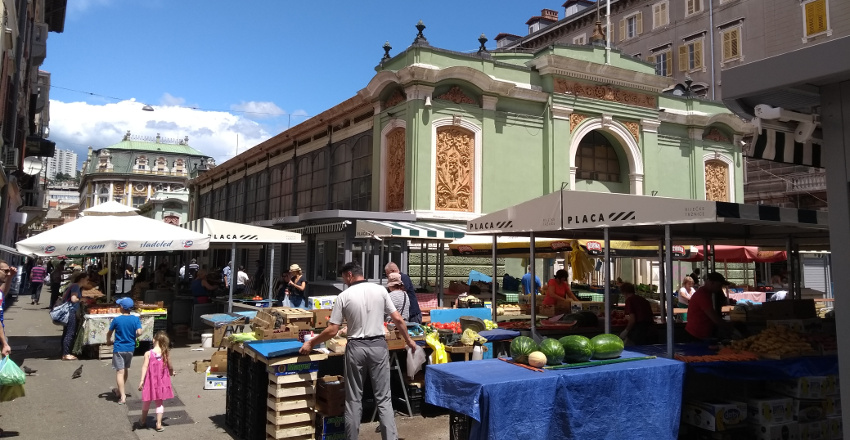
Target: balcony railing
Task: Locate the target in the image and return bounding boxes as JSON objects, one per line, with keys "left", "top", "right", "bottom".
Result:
{"left": 786, "top": 172, "right": 827, "bottom": 194}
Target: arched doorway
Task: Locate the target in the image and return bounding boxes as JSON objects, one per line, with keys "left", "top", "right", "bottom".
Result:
{"left": 573, "top": 130, "right": 629, "bottom": 193}
{"left": 569, "top": 118, "right": 644, "bottom": 194}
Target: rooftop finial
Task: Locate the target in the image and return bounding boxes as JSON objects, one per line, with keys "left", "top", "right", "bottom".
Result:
{"left": 478, "top": 34, "right": 488, "bottom": 53}
{"left": 413, "top": 20, "right": 429, "bottom": 46}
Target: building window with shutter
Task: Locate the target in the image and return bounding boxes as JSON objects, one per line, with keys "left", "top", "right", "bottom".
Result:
{"left": 802, "top": 0, "right": 831, "bottom": 41}
{"left": 685, "top": 0, "right": 703, "bottom": 17}
{"left": 620, "top": 12, "right": 643, "bottom": 41}
{"left": 652, "top": 1, "right": 669, "bottom": 29}
{"left": 678, "top": 39, "right": 704, "bottom": 72}
{"left": 648, "top": 50, "right": 672, "bottom": 77}
{"left": 721, "top": 27, "right": 742, "bottom": 63}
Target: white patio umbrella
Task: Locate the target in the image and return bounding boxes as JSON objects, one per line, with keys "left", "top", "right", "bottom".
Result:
{"left": 16, "top": 201, "right": 210, "bottom": 300}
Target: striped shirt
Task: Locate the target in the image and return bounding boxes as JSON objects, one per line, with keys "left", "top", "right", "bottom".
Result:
{"left": 30, "top": 265, "right": 47, "bottom": 283}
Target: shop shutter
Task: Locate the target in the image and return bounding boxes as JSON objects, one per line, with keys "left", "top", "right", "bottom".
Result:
{"left": 693, "top": 40, "right": 703, "bottom": 70}
{"left": 636, "top": 12, "right": 643, "bottom": 35}
{"left": 802, "top": 256, "right": 827, "bottom": 294}
{"left": 678, "top": 45, "right": 688, "bottom": 71}
{"left": 619, "top": 19, "right": 625, "bottom": 42}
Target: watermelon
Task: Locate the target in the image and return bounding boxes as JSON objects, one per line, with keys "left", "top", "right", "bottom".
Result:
{"left": 510, "top": 336, "right": 538, "bottom": 364}
{"left": 559, "top": 335, "right": 593, "bottom": 363}
{"left": 590, "top": 334, "right": 625, "bottom": 360}
{"left": 538, "top": 338, "right": 565, "bottom": 365}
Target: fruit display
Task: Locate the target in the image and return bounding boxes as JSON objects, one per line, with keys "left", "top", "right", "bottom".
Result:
{"left": 432, "top": 321, "right": 463, "bottom": 334}
{"left": 559, "top": 335, "right": 594, "bottom": 363}
{"left": 728, "top": 326, "right": 814, "bottom": 357}
{"left": 527, "top": 351, "right": 547, "bottom": 368}
{"left": 510, "top": 336, "right": 539, "bottom": 364}
{"left": 610, "top": 310, "right": 628, "bottom": 327}
{"left": 483, "top": 319, "right": 497, "bottom": 330}
{"left": 538, "top": 338, "right": 565, "bottom": 365}
{"left": 590, "top": 334, "right": 625, "bottom": 360}
{"left": 674, "top": 347, "right": 759, "bottom": 363}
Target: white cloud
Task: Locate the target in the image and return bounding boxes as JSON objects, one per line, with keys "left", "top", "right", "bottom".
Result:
{"left": 230, "top": 101, "right": 286, "bottom": 120}
{"left": 159, "top": 93, "right": 186, "bottom": 106}
{"left": 48, "top": 99, "right": 275, "bottom": 167}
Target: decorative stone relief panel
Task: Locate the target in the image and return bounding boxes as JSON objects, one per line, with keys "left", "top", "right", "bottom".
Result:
{"left": 554, "top": 78, "right": 657, "bottom": 109}
{"left": 705, "top": 160, "right": 729, "bottom": 202}
{"left": 384, "top": 89, "right": 406, "bottom": 110}
{"left": 385, "top": 127, "right": 406, "bottom": 212}
{"left": 570, "top": 113, "right": 587, "bottom": 132}
{"left": 704, "top": 128, "right": 731, "bottom": 143}
{"left": 436, "top": 86, "right": 478, "bottom": 106}
{"left": 435, "top": 126, "right": 474, "bottom": 212}
{"left": 621, "top": 121, "right": 640, "bottom": 142}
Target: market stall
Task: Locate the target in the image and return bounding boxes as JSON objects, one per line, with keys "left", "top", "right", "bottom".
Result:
{"left": 72, "top": 304, "right": 168, "bottom": 357}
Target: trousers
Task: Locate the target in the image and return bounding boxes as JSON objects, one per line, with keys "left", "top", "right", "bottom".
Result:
{"left": 61, "top": 310, "right": 78, "bottom": 356}
{"left": 344, "top": 338, "right": 396, "bottom": 440}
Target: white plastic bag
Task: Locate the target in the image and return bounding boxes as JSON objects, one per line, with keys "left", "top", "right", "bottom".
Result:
{"left": 406, "top": 346, "right": 427, "bottom": 380}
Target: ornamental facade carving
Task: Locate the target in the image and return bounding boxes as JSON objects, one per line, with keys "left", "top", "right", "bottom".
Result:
{"left": 621, "top": 121, "right": 640, "bottom": 142}
{"left": 705, "top": 160, "right": 729, "bottom": 202}
{"left": 385, "top": 128, "right": 406, "bottom": 211}
{"left": 570, "top": 113, "right": 587, "bottom": 132}
{"left": 554, "top": 78, "right": 657, "bottom": 109}
{"left": 435, "top": 127, "right": 474, "bottom": 212}
{"left": 704, "top": 128, "right": 731, "bottom": 143}
{"left": 436, "top": 86, "right": 477, "bottom": 106}
{"left": 384, "top": 90, "right": 406, "bottom": 110}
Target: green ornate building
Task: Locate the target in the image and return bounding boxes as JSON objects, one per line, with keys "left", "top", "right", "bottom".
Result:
{"left": 191, "top": 25, "right": 749, "bottom": 294}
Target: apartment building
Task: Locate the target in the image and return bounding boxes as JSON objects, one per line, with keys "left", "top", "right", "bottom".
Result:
{"left": 497, "top": 0, "right": 850, "bottom": 209}
{"left": 44, "top": 147, "right": 77, "bottom": 179}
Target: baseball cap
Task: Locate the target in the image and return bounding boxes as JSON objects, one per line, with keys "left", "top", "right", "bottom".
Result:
{"left": 705, "top": 272, "right": 731, "bottom": 285}
{"left": 116, "top": 297, "right": 134, "bottom": 310}
{"left": 387, "top": 272, "right": 404, "bottom": 287}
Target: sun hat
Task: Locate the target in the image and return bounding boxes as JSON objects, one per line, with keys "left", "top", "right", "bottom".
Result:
{"left": 289, "top": 264, "right": 302, "bottom": 272}
{"left": 387, "top": 272, "right": 404, "bottom": 288}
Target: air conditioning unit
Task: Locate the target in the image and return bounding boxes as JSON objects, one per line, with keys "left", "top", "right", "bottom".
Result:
{"left": 3, "top": 148, "right": 20, "bottom": 169}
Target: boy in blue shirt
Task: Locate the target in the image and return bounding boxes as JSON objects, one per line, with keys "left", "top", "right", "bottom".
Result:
{"left": 107, "top": 297, "right": 142, "bottom": 404}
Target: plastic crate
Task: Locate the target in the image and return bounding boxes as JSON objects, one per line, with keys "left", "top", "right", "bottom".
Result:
{"left": 503, "top": 293, "right": 518, "bottom": 304}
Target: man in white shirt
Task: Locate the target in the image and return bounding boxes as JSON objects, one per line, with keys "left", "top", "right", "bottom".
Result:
{"left": 235, "top": 266, "right": 249, "bottom": 296}
{"left": 301, "top": 262, "right": 416, "bottom": 440}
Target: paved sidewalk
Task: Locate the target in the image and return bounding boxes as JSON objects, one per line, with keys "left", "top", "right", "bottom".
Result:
{"left": 0, "top": 292, "right": 450, "bottom": 439}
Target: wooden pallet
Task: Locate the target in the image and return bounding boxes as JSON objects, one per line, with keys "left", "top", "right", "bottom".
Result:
{"left": 265, "top": 361, "right": 318, "bottom": 440}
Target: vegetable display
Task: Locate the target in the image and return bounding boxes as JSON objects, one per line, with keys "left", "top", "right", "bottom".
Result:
{"left": 590, "top": 334, "right": 625, "bottom": 360}
{"left": 510, "top": 336, "right": 539, "bottom": 364}
{"left": 559, "top": 335, "right": 594, "bottom": 363}
{"left": 538, "top": 338, "right": 565, "bottom": 365}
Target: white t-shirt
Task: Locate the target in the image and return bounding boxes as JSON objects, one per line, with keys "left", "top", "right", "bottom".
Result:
{"left": 678, "top": 286, "right": 695, "bottom": 305}
{"left": 236, "top": 271, "right": 249, "bottom": 286}
{"left": 330, "top": 280, "right": 397, "bottom": 339}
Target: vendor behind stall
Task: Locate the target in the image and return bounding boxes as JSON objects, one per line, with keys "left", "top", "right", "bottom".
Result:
{"left": 619, "top": 282, "right": 655, "bottom": 345}
{"left": 191, "top": 271, "right": 220, "bottom": 304}
{"left": 545, "top": 269, "right": 579, "bottom": 306}
{"left": 684, "top": 272, "right": 734, "bottom": 342}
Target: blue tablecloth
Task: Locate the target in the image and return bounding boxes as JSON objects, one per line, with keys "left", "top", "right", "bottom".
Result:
{"left": 477, "top": 329, "right": 520, "bottom": 341}
{"left": 425, "top": 350, "right": 685, "bottom": 440}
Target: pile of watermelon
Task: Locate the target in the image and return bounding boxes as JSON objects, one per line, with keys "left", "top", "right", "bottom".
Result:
{"left": 510, "top": 333, "right": 624, "bottom": 366}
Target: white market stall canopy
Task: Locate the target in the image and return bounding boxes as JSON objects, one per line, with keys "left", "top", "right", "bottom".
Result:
{"left": 355, "top": 220, "right": 466, "bottom": 241}
{"left": 181, "top": 218, "right": 302, "bottom": 244}
{"left": 16, "top": 201, "right": 211, "bottom": 256}
{"left": 467, "top": 191, "right": 829, "bottom": 248}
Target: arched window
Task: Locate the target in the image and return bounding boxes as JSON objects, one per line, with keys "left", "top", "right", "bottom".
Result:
{"left": 155, "top": 157, "right": 167, "bottom": 172}
{"left": 135, "top": 155, "right": 148, "bottom": 171}
{"left": 576, "top": 131, "right": 621, "bottom": 182}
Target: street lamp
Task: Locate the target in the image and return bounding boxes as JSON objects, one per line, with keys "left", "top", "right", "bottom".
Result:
{"left": 142, "top": 104, "right": 154, "bottom": 111}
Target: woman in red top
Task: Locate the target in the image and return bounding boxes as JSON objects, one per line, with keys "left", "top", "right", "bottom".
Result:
{"left": 544, "top": 269, "right": 579, "bottom": 306}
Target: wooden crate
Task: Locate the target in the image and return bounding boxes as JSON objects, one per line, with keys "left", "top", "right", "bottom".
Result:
{"left": 265, "top": 360, "right": 317, "bottom": 440}
{"left": 271, "top": 307, "right": 315, "bottom": 326}
{"left": 98, "top": 344, "right": 113, "bottom": 360}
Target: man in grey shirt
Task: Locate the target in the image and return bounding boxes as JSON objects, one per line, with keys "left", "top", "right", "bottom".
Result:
{"left": 301, "top": 262, "right": 416, "bottom": 440}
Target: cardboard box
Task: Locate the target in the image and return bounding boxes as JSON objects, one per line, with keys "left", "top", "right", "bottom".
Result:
{"left": 316, "top": 413, "right": 345, "bottom": 434}
{"left": 269, "top": 360, "right": 320, "bottom": 376}
{"left": 769, "top": 377, "right": 838, "bottom": 400}
{"left": 313, "top": 309, "right": 333, "bottom": 328}
{"left": 319, "top": 433, "right": 346, "bottom": 440}
{"left": 210, "top": 350, "right": 228, "bottom": 373}
{"left": 798, "top": 420, "right": 828, "bottom": 440}
{"left": 204, "top": 369, "right": 227, "bottom": 390}
{"left": 762, "top": 300, "right": 817, "bottom": 320}
{"left": 750, "top": 421, "right": 799, "bottom": 440}
{"left": 254, "top": 325, "right": 301, "bottom": 341}
{"left": 826, "top": 416, "right": 842, "bottom": 440}
{"left": 766, "top": 319, "right": 822, "bottom": 333}
{"left": 682, "top": 400, "right": 748, "bottom": 431}
{"left": 793, "top": 399, "right": 828, "bottom": 423}
{"left": 193, "top": 359, "right": 211, "bottom": 373}
{"left": 748, "top": 396, "right": 794, "bottom": 425}
{"left": 540, "top": 303, "right": 571, "bottom": 317}
{"left": 310, "top": 295, "right": 338, "bottom": 310}
{"left": 570, "top": 301, "right": 605, "bottom": 316}
{"left": 316, "top": 376, "right": 345, "bottom": 417}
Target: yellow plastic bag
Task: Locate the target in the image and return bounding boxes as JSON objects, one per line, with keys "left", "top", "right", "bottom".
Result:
{"left": 0, "top": 384, "right": 25, "bottom": 402}
{"left": 425, "top": 332, "right": 448, "bottom": 364}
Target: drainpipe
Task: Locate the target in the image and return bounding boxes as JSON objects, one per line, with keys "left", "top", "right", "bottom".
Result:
{"left": 708, "top": 0, "right": 716, "bottom": 100}
{"left": 605, "top": 0, "right": 611, "bottom": 64}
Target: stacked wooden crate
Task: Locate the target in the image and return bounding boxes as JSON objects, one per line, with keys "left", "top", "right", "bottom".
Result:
{"left": 265, "top": 353, "right": 327, "bottom": 440}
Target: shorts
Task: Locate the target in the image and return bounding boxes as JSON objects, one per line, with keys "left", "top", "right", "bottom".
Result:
{"left": 112, "top": 351, "right": 134, "bottom": 370}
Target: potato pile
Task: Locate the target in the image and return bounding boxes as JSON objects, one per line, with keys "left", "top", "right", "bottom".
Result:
{"left": 729, "top": 326, "right": 814, "bottom": 357}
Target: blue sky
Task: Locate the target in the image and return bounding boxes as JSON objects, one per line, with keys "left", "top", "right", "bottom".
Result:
{"left": 45, "top": 1, "right": 551, "bottom": 166}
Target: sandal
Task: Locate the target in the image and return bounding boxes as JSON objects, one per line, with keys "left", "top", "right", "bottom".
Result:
{"left": 155, "top": 427, "right": 164, "bottom": 432}
{"left": 62, "top": 355, "right": 78, "bottom": 361}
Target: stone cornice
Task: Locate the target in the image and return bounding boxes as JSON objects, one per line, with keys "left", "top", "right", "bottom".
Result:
{"left": 529, "top": 54, "right": 673, "bottom": 94}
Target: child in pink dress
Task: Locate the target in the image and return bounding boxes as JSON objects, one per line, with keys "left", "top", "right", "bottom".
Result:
{"left": 137, "top": 331, "right": 175, "bottom": 432}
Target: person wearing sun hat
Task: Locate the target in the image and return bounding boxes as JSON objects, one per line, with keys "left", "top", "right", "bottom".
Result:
{"left": 684, "top": 272, "right": 733, "bottom": 342}
{"left": 385, "top": 272, "right": 409, "bottom": 322}
{"left": 285, "top": 264, "right": 307, "bottom": 309}
{"left": 107, "top": 297, "right": 142, "bottom": 404}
